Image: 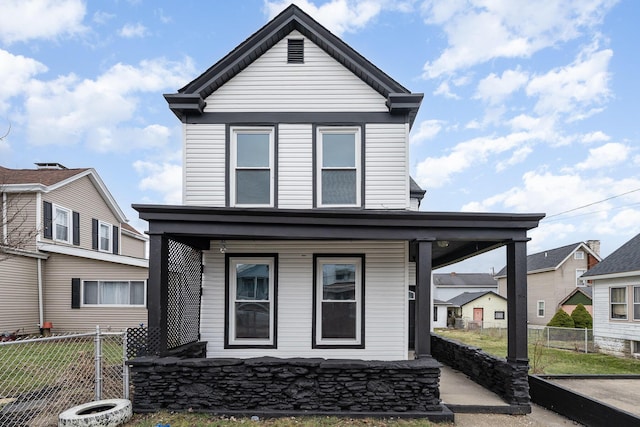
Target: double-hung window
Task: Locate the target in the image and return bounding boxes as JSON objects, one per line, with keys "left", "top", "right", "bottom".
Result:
{"left": 53, "top": 204, "right": 71, "bottom": 243}
{"left": 98, "top": 221, "right": 112, "bottom": 252}
{"left": 314, "top": 255, "right": 364, "bottom": 347}
{"left": 227, "top": 256, "right": 277, "bottom": 347}
{"left": 317, "top": 127, "right": 361, "bottom": 207}
{"left": 82, "top": 280, "right": 146, "bottom": 306}
{"left": 537, "top": 300, "right": 545, "bottom": 317}
{"left": 634, "top": 286, "right": 640, "bottom": 321}
{"left": 576, "top": 269, "right": 587, "bottom": 287}
{"left": 611, "top": 287, "right": 627, "bottom": 320}
{"left": 230, "top": 127, "right": 274, "bottom": 207}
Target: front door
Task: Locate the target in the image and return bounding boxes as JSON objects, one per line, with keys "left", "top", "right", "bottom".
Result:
{"left": 473, "top": 307, "right": 483, "bottom": 322}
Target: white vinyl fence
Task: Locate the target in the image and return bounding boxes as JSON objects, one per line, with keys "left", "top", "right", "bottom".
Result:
{"left": 0, "top": 326, "right": 127, "bottom": 427}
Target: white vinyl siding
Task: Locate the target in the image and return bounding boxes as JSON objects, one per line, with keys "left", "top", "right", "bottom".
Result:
{"left": 201, "top": 240, "right": 408, "bottom": 360}
{"left": 278, "top": 124, "right": 313, "bottom": 208}
{"left": 365, "top": 123, "right": 409, "bottom": 209}
{"left": 204, "top": 31, "right": 387, "bottom": 113}
{"left": 184, "top": 123, "right": 226, "bottom": 206}
{"left": 593, "top": 279, "right": 640, "bottom": 355}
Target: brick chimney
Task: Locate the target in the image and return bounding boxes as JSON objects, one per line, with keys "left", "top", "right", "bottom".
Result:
{"left": 586, "top": 240, "right": 601, "bottom": 269}
{"left": 35, "top": 162, "right": 67, "bottom": 170}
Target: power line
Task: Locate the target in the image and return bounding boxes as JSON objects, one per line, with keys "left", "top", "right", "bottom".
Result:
{"left": 543, "top": 201, "right": 640, "bottom": 223}
{"left": 543, "top": 187, "right": 640, "bottom": 220}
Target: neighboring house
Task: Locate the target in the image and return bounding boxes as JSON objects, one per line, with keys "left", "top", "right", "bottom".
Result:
{"left": 0, "top": 163, "right": 148, "bottom": 334}
{"left": 558, "top": 286, "right": 593, "bottom": 317}
{"left": 496, "top": 241, "right": 601, "bottom": 326}
{"left": 447, "top": 291, "right": 508, "bottom": 329}
{"left": 433, "top": 272, "right": 498, "bottom": 301}
{"left": 131, "top": 5, "right": 543, "bottom": 413}
{"left": 581, "top": 233, "right": 640, "bottom": 357}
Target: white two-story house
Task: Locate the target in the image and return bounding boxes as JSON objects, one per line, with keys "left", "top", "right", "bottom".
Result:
{"left": 131, "top": 5, "right": 543, "bottom": 416}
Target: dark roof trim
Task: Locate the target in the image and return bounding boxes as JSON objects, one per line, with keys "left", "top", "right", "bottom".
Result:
{"left": 165, "top": 4, "right": 422, "bottom": 121}
{"left": 409, "top": 177, "right": 426, "bottom": 203}
{"left": 448, "top": 291, "right": 505, "bottom": 307}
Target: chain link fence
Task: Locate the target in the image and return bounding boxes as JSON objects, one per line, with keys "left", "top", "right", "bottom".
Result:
{"left": 0, "top": 327, "right": 127, "bottom": 427}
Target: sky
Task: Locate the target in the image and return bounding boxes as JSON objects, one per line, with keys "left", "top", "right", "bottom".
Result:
{"left": 1, "top": 0, "right": 639, "bottom": 273}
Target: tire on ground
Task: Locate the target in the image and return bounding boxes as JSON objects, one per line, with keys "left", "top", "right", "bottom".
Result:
{"left": 58, "top": 398, "right": 132, "bottom": 427}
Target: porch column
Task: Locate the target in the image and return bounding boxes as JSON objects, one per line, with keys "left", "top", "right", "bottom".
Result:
{"left": 415, "top": 239, "right": 434, "bottom": 358}
{"left": 506, "top": 239, "right": 528, "bottom": 362}
{"left": 147, "top": 233, "right": 169, "bottom": 355}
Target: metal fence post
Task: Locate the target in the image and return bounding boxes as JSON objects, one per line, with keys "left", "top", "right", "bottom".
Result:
{"left": 123, "top": 330, "right": 130, "bottom": 399}
{"left": 584, "top": 328, "right": 588, "bottom": 354}
{"left": 547, "top": 326, "right": 550, "bottom": 348}
{"left": 95, "top": 325, "right": 102, "bottom": 400}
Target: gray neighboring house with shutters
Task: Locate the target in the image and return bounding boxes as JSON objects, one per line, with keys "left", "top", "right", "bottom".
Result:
{"left": 129, "top": 4, "right": 544, "bottom": 416}
{"left": 581, "top": 233, "right": 640, "bottom": 357}
{"left": 0, "top": 163, "right": 148, "bottom": 335}
{"left": 496, "top": 241, "right": 601, "bottom": 326}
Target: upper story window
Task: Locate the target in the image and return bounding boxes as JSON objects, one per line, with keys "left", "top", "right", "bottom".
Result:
{"left": 98, "top": 221, "right": 112, "bottom": 252}
{"left": 537, "top": 300, "right": 545, "bottom": 317}
{"left": 316, "top": 127, "right": 361, "bottom": 207}
{"left": 230, "top": 127, "right": 274, "bottom": 207}
{"left": 574, "top": 251, "right": 584, "bottom": 260}
{"left": 53, "top": 204, "right": 71, "bottom": 243}
{"left": 576, "top": 269, "right": 587, "bottom": 287}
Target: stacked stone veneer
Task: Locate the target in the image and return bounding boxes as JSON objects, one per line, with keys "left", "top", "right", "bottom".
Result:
{"left": 128, "top": 355, "right": 444, "bottom": 415}
{"left": 431, "top": 334, "right": 530, "bottom": 407}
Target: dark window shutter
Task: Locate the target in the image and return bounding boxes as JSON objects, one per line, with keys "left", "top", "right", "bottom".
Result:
{"left": 92, "top": 219, "right": 98, "bottom": 250}
{"left": 43, "top": 201, "right": 52, "bottom": 239}
{"left": 72, "top": 211, "right": 80, "bottom": 246}
{"left": 112, "top": 225, "right": 119, "bottom": 254}
{"left": 287, "top": 39, "right": 304, "bottom": 63}
{"left": 71, "top": 278, "right": 81, "bottom": 309}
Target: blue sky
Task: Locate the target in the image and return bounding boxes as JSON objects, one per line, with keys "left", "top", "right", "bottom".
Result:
{"left": 1, "top": 0, "right": 639, "bottom": 273}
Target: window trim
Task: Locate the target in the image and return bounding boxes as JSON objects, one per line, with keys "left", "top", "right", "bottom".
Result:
{"left": 494, "top": 311, "right": 505, "bottom": 320}
{"left": 610, "top": 286, "right": 628, "bottom": 320}
{"left": 574, "top": 251, "right": 584, "bottom": 260}
{"left": 52, "top": 204, "right": 72, "bottom": 243}
{"left": 634, "top": 286, "right": 640, "bottom": 321}
{"left": 81, "top": 280, "right": 146, "bottom": 307}
{"left": 225, "top": 254, "right": 278, "bottom": 348}
{"left": 575, "top": 269, "right": 587, "bottom": 287}
{"left": 312, "top": 254, "right": 365, "bottom": 348}
{"left": 229, "top": 126, "right": 275, "bottom": 207}
{"left": 537, "top": 300, "right": 545, "bottom": 318}
{"left": 315, "top": 126, "right": 362, "bottom": 208}
{"left": 98, "top": 221, "right": 112, "bottom": 253}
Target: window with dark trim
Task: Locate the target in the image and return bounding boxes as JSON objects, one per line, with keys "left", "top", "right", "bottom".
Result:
{"left": 433, "top": 306, "right": 438, "bottom": 322}
{"left": 313, "top": 254, "right": 364, "bottom": 348}
{"left": 494, "top": 311, "right": 505, "bottom": 320}
{"left": 230, "top": 127, "right": 275, "bottom": 207}
{"left": 316, "top": 127, "right": 361, "bottom": 207}
{"left": 225, "top": 254, "right": 277, "bottom": 348}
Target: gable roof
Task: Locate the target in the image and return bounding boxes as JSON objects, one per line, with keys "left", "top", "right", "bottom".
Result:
{"left": 558, "top": 286, "right": 593, "bottom": 306}
{"left": 164, "top": 4, "right": 423, "bottom": 123}
{"left": 582, "top": 233, "right": 640, "bottom": 279}
{"left": 494, "top": 241, "right": 599, "bottom": 278}
{"left": 0, "top": 164, "right": 128, "bottom": 224}
{"left": 433, "top": 273, "right": 497, "bottom": 287}
{"left": 447, "top": 291, "right": 505, "bottom": 307}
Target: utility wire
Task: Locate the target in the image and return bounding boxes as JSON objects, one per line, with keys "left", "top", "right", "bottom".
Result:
{"left": 543, "top": 187, "right": 640, "bottom": 220}
{"left": 543, "top": 201, "right": 640, "bottom": 223}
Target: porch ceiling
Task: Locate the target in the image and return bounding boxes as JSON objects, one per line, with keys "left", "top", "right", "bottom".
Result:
{"left": 134, "top": 204, "right": 544, "bottom": 269}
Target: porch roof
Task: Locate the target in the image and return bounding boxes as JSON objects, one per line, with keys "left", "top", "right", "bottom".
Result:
{"left": 134, "top": 204, "right": 544, "bottom": 269}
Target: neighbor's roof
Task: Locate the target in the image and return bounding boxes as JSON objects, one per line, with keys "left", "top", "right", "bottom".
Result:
{"left": 433, "top": 273, "right": 497, "bottom": 287}
{"left": 558, "top": 286, "right": 593, "bottom": 306}
{"left": 582, "top": 233, "right": 640, "bottom": 279}
{"left": 0, "top": 165, "right": 88, "bottom": 186}
{"left": 164, "top": 4, "right": 423, "bottom": 123}
{"left": 447, "top": 291, "right": 505, "bottom": 307}
{"left": 495, "top": 242, "right": 594, "bottom": 277}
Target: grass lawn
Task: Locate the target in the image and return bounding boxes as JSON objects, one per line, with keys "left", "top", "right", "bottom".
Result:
{"left": 123, "top": 413, "right": 449, "bottom": 427}
{"left": 436, "top": 329, "right": 640, "bottom": 374}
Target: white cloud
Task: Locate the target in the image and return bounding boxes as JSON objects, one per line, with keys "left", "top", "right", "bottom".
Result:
{"left": 0, "top": 0, "right": 87, "bottom": 44}
{"left": 574, "top": 142, "right": 631, "bottom": 171}
{"left": 0, "top": 49, "right": 47, "bottom": 112}
{"left": 581, "top": 131, "right": 610, "bottom": 143}
{"left": 420, "top": 0, "right": 616, "bottom": 78}
{"left": 134, "top": 160, "right": 182, "bottom": 205}
{"left": 265, "top": 0, "right": 412, "bottom": 36}
{"left": 475, "top": 69, "right": 529, "bottom": 105}
{"left": 433, "top": 81, "right": 459, "bottom": 99}
{"left": 410, "top": 119, "right": 444, "bottom": 145}
{"left": 119, "top": 23, "right": 148, "bottom": 38}
{"left": 23, "top": 57, "right": 196, "bottom": 148}
{"left": 93, "top": 10, "right": 115, "bottom": 25}
{"left": 526, "top": 46, "right": 612, "bottom": 119}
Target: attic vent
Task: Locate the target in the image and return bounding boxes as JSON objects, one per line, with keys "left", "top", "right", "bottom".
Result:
{"left": 287, "top": 39, "right": 304, "bottom": 63}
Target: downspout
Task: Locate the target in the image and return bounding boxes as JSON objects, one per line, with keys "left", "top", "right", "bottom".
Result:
{"left": 37, "top": 258, "right": 44, "bottom": 328}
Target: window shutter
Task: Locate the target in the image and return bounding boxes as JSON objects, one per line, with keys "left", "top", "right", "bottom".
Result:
{"left": 112, "top": 225, "right": 119, "bottom": 254}
{"left": 72, "top": 211, "right": 80, "bottom": 246}
{"left": 71, "top": 278, "right": 81, "bottom": 309}
{"left": 92, "top": 219, "right": 98, "bottom": 250}
{"left": 43, "top": 201, "right": 52, "bottom": 239}
{"left": 287, "top": 39, "right": 304, "bottom": 63}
